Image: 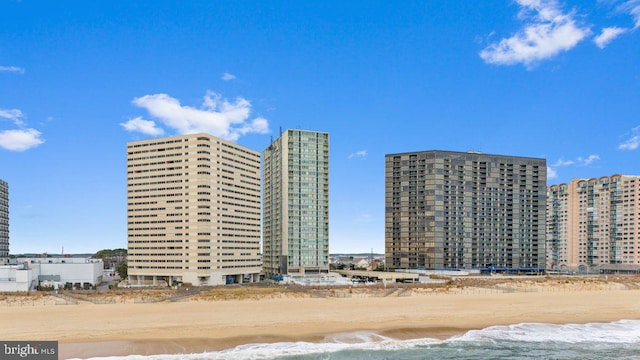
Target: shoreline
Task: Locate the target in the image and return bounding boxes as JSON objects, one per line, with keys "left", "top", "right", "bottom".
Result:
{"left": 1, "top": 279, "right": 638, "bottom": 359}
{"left": 58, "top": 318, "right": 638, "bottom": 359}
{"left": 58, "top": 328, "right": 468, "bottom": 359}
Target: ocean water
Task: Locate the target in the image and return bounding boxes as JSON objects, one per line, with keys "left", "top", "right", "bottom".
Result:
{"left": 76, "top": 320, "right": 640, "bottom": 360}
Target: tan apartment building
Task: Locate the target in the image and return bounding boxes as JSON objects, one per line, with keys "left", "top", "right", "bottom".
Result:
{"left": 547, "top": 175, "right": 640, "bottom": 273}
{"left": 262, "top": 129, "right": 330, "bottom": 277}
{"left": 385, "top": 150, "right": 546, "bottom": 271}
{"left": 127, "top": 133, "right": 262, "bottom": 286}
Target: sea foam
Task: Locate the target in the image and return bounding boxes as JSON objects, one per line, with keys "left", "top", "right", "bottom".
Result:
{"left": 72, "top": 320, "right": 640, "bottom": 360}
{"left": 452, "top": 320, "right": 640, "bottom": 344}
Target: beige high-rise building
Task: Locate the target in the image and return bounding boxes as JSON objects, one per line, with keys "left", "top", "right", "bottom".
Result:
{"left": 262, "top": 129, "right": 330, "bottom": 277}
{"left": 547, "top": 175, "right": 640, "bottom": 273}
{"left": 127, "top": 133, "right": 262, "bottom": 286}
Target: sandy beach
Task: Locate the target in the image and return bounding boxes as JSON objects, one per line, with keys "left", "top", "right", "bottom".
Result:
{"left": 1, "top": 277, "right": 639, "bottom": 359}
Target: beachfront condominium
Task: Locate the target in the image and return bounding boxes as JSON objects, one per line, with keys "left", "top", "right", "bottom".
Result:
{"left": 547, "top": 175, "right": 640, "bottom": 273}
{"left": 0, "top": 179, "right": 8, "bottom": 264}
{"left": 126, "top": 134, "right": 262, "bottom": 286}
{"left": 262, "top": 129, "right": 329, "bottom": 277}
{"left": 385, "top": 150, "right": 547, "bottom": 271}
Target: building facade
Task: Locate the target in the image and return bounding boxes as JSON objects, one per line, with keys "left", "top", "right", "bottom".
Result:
{"left": 262, "top": 129, "right": 329, "bottom": 277}
{"left": 0, "top": 179, "right": 8, "bottom": 264}
{"left": 0, "top": 257, "right": 104, "bottom": 292}
{"left": 547, "top": 175, "right": 640, "bottom": 273}
{"left": 127, "top": 133, "right": 262, "bottom": 286}
{"left": 385, "top": 150, "right": 546, "bottom": 271}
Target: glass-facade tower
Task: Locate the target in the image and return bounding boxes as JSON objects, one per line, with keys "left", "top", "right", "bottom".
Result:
{"left": 0, "top": 179, "right": 8, "bottom": 263}
{"left": 262, "top": 129, "right": 329, "bottom": 277}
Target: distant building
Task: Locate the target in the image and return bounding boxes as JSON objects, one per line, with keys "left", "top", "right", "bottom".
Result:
{"left": 0, "top": 257, "right": 104, "bottom": 292}
{"left": 547, "top": 175, "right": 640, "bottom": 273}
{"left": 262, "top": 129, "right": 330, "bottom": 277}
{"left": 385, "top": 150, "right": 546, "bottom": 271}
{"left": 0, "top": 263, "right": 34, "bottom": 292}
{"left": 0, "top": 179, "right": 8, "bottom": 264}
{"left": 126, "top": 133, "right": 262, "bottom": 286}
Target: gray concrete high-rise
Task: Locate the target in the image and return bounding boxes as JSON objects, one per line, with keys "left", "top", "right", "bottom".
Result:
{"left": 0, "top": 179, "right": 8, "bottom": 263}
{"left": 127, "top": 133, "right": 262, "bottom": 286}
{"left": 262, "top": 129, "right": 329, "bottom": 277}
{"left": 385, "top": 150, "right": 546, "bottom": 271}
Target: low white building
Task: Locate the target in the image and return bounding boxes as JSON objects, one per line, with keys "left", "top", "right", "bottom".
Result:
{"left": 0, "top": 257, "right": 104, "bottom": 292}
{"left": 0, "top": 262, "right": 39, "bottom": 292}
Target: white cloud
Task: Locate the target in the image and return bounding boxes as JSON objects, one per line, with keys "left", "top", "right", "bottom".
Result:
{"left": 633, "top": 5, "right": 640, "bottom": 27}
{"left": 619, "top": 135, "right": 640, "bottom": 150}
{"left": 0, "top": 66, "right": 25, "bottom": 74}
{"left": 619, "top": 0, "right": 640, "bottom": 28}
{"left": 221, "top": 72, "right": 236, "bottom": 81}
{"left": 0, "top": 107, "right": 31, "bottom": 129}
{"left": 232, "top": 117, "right": 269, "bottom": 138}
{"left": 0, "top": 108, "right": 45, "bottom": 151}
{"left": 130, "top": 91, "right": 269, "bottom": 141}
{"left": 577, "top": 154, "right": 600, "bottom": 165}
{"left": 552, "top": 158, "right": 574, "bottom": 167}
{"left": 348, "top": 150, "right": 367, "bottom": 159}
{"left": 594, "top": 27, "right": 628, "bottom": 48}
{"left": 479, "top": 0, "right": 590, "bottom": 67}
{"left": 0, "top": 128, "right": 44, "bottom": 151}
{"left": 619, "top": 125, "right": 640, "bottom": 150}
{"left": 0, "top": 108, "right": 24, "bottom": 122}
{"left": 120, "top": 116, "right": 164, "bottom": 136}
{"left": 548, "top": 153, "right": 600, "bottom": 179}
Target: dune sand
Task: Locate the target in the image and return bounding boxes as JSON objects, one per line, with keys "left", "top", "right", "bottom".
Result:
{"left": 1, "top": 279, "right": 639, "bottom": 359}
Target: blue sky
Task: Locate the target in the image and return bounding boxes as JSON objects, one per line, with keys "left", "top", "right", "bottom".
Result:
{"left": 1, "top": 0, "right": 639, "bottom": 254}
